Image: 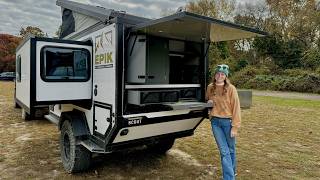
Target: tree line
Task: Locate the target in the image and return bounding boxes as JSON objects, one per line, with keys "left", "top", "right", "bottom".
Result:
{"left": 185, "top": 0, "right": 320, "bottom": 93}
{"left": 0, "top": 26, "right": 46, "bottom": 72}
{"left": 0, "top": 34, "right": 21, "bottom": 72}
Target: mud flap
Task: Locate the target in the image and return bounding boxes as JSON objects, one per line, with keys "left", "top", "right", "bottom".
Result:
{"left": 59, "top": 111, "right": 90, "bottom": 137}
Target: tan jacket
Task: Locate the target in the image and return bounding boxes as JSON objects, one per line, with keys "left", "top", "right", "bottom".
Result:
{"left": 206, "top": 83, "right": 241, "bottom": 129}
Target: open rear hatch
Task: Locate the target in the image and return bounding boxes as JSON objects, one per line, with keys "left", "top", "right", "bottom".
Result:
{"left": 125, "top": 12, "right": 267, "bottom": 113}
{"left": 131, "top": 11, "right": 268, "bottom": 43}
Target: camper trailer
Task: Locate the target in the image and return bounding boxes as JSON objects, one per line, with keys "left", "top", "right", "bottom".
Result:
{"left": 15, "top": 0, "right": 267, "bottom": 172}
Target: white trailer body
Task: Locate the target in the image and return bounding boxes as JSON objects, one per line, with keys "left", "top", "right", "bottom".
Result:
{"left": 15, "top": 0, "right": 267, "bottom": 172}
{"left": 15, "top": 41, "right": 31, "bottom": 110}
{"left": 15, "top": 37, "right": 92, "bottom": 117}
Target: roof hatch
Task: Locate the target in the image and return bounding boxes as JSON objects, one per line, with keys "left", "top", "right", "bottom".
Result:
{"left": 132, "top": 12, "right": 268, "bottom": 42}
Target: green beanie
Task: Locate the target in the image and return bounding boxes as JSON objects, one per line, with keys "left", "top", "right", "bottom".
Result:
{"left": 215, "top": 64, "right": 229, "bottom": 77}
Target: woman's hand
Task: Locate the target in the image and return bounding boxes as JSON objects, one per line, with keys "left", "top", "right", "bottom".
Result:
{"left": 230, "top": 127, "right": 238, "bottom": 137}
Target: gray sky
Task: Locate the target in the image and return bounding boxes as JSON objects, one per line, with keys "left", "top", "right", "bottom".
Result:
{"left": 0, "top": 0, "right": 255, "bottom": 37}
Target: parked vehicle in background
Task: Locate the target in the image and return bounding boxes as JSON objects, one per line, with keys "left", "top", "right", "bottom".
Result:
{"left": 0, "top": 72, "right": 15, "bottom": 81}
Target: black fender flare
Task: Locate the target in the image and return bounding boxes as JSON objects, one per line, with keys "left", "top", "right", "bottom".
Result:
{"left": 59, "top": 110, "right": 90, "bottom": 137}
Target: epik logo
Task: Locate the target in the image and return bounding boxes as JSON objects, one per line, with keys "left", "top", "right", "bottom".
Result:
{"left": 94, "top": 31, "right": 113, "bottom": 69}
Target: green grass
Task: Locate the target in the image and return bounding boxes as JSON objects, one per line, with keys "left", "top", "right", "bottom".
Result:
{"left": 0, "top": 156, "right": 5, "bottom": 162}
{"left": 175, "top": 95, "right": 320, "bottom": 179}
{"left": 256, "top": 96, "right": 320, "bottom": 109}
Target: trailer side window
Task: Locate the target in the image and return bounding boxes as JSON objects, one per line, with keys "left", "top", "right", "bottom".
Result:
{"left": 40, "top": 46, "right": 90, "bottom": 82}
{"left": 16, "top": 55, "right": 21, "bottom": 82}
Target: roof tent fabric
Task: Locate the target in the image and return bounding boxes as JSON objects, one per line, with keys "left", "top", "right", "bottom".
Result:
{"left": 56, "top": 0, "right": 150, "bottom": 25}
{"left": 73, "top": 12, "right": 99, "bottom": 33}
{"left": 56, "top": 0, "right": 150, "bottom": 39}
{"left": 132, "top": 12, "right": 268, "bottom": 43}
{"left": 60, "top": 9, "right": 75, "bottom": 38}
{"left": 57, "top": 0, "right": 114, "bottom": 22}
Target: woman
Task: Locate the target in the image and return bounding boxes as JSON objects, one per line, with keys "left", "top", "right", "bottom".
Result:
{"left": 206, "top": 64, "right": 241, "bottom": 180}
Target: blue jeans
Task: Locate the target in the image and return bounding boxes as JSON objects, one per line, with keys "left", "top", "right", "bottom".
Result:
{"left": 211, "top": 117, "right": 236, "bottom": 180}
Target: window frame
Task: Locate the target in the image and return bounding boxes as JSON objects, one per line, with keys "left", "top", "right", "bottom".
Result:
{"left": 40, "top": 46, "right": 91, "bottom": 82}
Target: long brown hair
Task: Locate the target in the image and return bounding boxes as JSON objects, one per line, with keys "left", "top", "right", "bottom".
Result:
{"left": 210, "top": 75, "right": 231, "bottom": 96}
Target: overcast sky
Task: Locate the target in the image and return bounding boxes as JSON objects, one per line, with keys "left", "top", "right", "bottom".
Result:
{"left": 0, "top": 0, "right": 256, "bottom": 37}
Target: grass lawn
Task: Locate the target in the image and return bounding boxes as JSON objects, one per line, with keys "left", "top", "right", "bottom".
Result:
{"left": 176, "top": 96, "right": 320, "bottom": 179}
{"left": 1, "top": 81, "right": 320, "bottom": 179}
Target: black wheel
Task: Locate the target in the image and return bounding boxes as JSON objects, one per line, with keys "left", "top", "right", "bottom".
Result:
{"left": 60, "top": 120, "right": 91, "bottom": 173}
{"left": 148, "top": 138, "right": 175, "bottom": 154}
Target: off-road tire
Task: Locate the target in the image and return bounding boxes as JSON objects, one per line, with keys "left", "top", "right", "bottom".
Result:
{"left": 148, "top": 138, "right": 175, "bottom": 154}
{"left": 60, "top": 120, "right": 91, "bottom": 173}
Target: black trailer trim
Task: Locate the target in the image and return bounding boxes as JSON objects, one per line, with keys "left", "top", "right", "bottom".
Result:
{"left": 123, "top": 109, "right": 207, "bottom": 127}
{"left": 35, "top": 37, "right": 92, "bottom": 45}
{"left": 115, "top": 21, "right": 124, "bottom": 118}
{"left": 106, "top": 20, "right": 124, "bottom": 146}
{"left": 200, "top": 41, "right": 206, "bottom": 102}
{"left": 39, "top": 46, "right": 91, "bottom": 83}
{"left": 29, "top": 38, "right": 37, "bottom": 117}
{"left": 204, "top": 42, "right": 209, "bottom": 95}
{"left": 193, "top": 117, "right": 206, "bottom": 131}
{"left": 36, "top": 99, "right": 92, "bottom": 106}
{"left": 94, "top": 101, "right": 112, "bottom": 107}
{"left": 106, "top": 129, "right": 194, "bottom": 152}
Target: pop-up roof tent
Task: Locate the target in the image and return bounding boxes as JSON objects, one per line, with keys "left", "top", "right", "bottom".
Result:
{"left": 56, "top": 0, "right": 150, "bottom": 38}
{"left": 57, "top": 0, "right": 267, "bottom": 41}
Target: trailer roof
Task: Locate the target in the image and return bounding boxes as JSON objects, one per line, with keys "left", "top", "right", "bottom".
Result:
{"left": 132, "top": 12, "right": 268, "bottom": 42}
{"left": 56, "top": 0, "right": 150, "bottom": 24}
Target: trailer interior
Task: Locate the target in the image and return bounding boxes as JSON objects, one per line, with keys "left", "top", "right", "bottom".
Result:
{"left": 123, "top": 12, "right": 267, "bottom": 115}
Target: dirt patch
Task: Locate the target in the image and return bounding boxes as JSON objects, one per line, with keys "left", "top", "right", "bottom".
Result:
{"left": 15, "top": 133, "right": 33, "bottom": 142}
{"left": 168, "top": 149, "right": 202, "bottom": 167}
